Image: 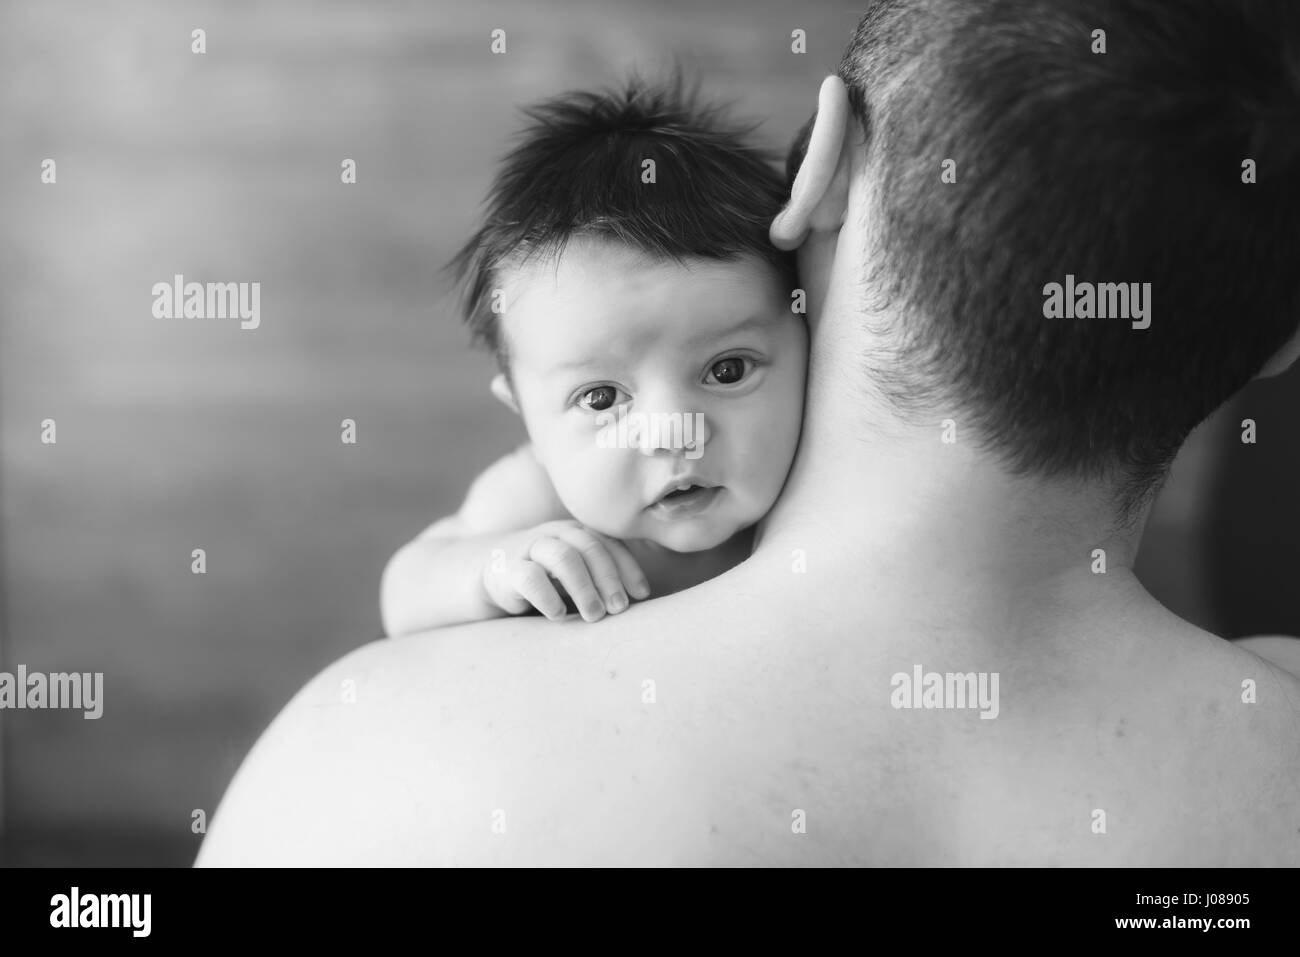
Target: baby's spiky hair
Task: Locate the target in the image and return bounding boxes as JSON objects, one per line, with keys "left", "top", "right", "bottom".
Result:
{"left": 451, "top": 75, "right": 796, "bottom": 367}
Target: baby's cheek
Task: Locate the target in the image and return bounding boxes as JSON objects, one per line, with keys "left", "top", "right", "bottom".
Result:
{"left": 774, "top": 354, "right": 810, "bottom": 452}
{"left": 549, "top": 446, "right": 638, "bottom": 532}
{"left": 751, "top": 380, "right": 804, "bottom": 455}
{"left": 733, "top": 392, "right": 804, "bottom": 503}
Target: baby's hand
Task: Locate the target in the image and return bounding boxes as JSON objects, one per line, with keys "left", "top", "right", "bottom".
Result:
{"left": 482, "top": 520, "right": 652, "bottom": 622}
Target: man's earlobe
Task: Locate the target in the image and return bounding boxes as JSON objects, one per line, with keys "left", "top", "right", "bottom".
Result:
{"left": 490, "top": 373, "right": 520, "bottom": 413}
{"left": 1256, "top": 324, "right": 1300, "bottom": 379}
{"left": 770, "top": 75, "right": 853, "bottom": 252}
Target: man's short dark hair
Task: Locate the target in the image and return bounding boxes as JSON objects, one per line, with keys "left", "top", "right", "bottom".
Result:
{"left": 838, "top": 0, "right": 1300, "bottom": 511}
{"left": 452, "top": 76, "right": 796, "bottom": 370}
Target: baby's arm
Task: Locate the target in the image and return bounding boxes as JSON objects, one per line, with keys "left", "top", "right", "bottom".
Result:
{"left": 379, "top": 444, "right": 649, "bottom": 636}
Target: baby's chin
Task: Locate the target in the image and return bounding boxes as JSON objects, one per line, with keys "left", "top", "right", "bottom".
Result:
{"left": 578, "top": 516, "right": 736, "bottom": 552}
{"left": 570, "top": 490, "right": 766, "bottom": 552}
{"left": 647, "top": 523, "right": 739, "bottom": 553}
{"left": 631, "top": 510, "right": 759, "bottom": 553}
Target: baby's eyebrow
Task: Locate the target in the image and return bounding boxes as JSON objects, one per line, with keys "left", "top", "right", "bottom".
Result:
{"left": 543, "top": 355, "right": 605, "bottom": 375}
{"left": 691, "top": 312, "right": 782, "bottom": 343}
{"left": 542, "top": 313, "right": 780, "bottom": 375}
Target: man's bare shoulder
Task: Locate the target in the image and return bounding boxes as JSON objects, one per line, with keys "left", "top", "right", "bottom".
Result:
{"left": 196, "top": 584, "right": 1300, "bottom": 866}
{"left": 1234, "top": 635, "right": 1300, "bottom": 678}
{"left": 195, "top": 617, "right": 598, "bottom": 865}
{"left": 1183, "top": 626, "right": 1300, "bottom": 722}
{"left": 1139, "top": 623, "right": 1300, "bottom": 862}
{"left": 196, "top": 591, "right": 778, "bottom": 866}
{"left": 1137, "top": 617, "right": 1300, "bottom": 747}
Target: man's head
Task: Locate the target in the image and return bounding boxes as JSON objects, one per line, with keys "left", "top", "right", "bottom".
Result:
{"left": 778, "top": 0, "right": 1300, "bottom": 517}
{"left": 454, "top": 79, "right": 808, "bottom": 551}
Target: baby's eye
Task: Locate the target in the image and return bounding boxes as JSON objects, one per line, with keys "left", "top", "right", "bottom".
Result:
{"left": 706, "top": 356, "right": 752, "bottom": 386}
{"left": 576, "top": 385, "right": 627, "bottom": 412}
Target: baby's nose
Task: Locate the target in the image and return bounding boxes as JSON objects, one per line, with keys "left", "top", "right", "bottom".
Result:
{"left": 630, "top": 411, "right": 710, "bottom": 457}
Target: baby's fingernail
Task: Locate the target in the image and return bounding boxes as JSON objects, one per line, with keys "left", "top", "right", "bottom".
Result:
{"left": 608, "top": 592, "right": 628, "bottom": 613}
{"left": 632, "top": 581, "right": 651, "bottom": 599}
{"left": 584, "top": 603, "right": 605, "bottom": 621}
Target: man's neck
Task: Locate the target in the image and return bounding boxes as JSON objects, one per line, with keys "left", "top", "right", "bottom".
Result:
{"left": 754, "top": 341, "right": 1152, "bottom": 620}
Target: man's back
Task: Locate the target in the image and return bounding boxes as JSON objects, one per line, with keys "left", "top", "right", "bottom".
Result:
{"left": 198, "top": 0, "right": 1300, "bottom": 868}
{"left": 198, "top": 552, "right": 1300, "bottom": 866}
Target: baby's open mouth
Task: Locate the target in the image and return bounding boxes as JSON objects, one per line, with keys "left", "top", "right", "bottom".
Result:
{"left": 649, "top": 483, "right": 722, "bottom": 518}
{"left": 663, "top": 485, "right": 702, "bottom": 499}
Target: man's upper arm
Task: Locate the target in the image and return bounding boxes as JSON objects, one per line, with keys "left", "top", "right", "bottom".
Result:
{"left": 418, "top": 443, "right": 567, "bottom": 541}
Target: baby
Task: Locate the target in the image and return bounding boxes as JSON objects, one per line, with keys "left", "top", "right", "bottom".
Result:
{"left": 380, "top": 79, "right": 808, "bottom": 636}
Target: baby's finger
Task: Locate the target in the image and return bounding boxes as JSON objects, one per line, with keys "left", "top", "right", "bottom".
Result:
{"left": 507, "top": 559, "right": 567, "bottom": 621}
{"left": 550, "top": 526, "right": 630, "bottom": 613}
{"left": 483, "top": 559, "right": 531, "bottom": 615}
{"left": 591, "top": 535, "right": 651, "bottom": 602}
{"left": 528, "top": 537, "right": 605, "bottom": 622}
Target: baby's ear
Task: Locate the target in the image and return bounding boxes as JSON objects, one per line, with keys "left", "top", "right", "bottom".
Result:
{"left": 490, "top": 373, "right": 521, "bottom": 414}
{"left": 770, "top": 75, "right": 854, "bottom": 252}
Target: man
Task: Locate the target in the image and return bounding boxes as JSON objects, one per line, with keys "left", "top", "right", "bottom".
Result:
{"left": 199, "top": 0, "right": 1300, "bottom": 865}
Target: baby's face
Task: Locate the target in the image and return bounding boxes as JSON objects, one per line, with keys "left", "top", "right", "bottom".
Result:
{"left": 497, "top": 237, "right": 807, "bottom": 552}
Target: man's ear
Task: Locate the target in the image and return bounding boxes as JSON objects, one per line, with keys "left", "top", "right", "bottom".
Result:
{"left": 490, "top": 372, "right": 520, "bottom": 413}
{"left": 1256, "top": 324, "right": 1300, "bottom": 380}
{"left": 770, "top": 75, "right": 854, "bottom": 252}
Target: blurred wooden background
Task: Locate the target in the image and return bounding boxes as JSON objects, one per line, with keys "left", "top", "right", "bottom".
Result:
{"left": 0, "top": 0, "right": 1295, "bottom": 866}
